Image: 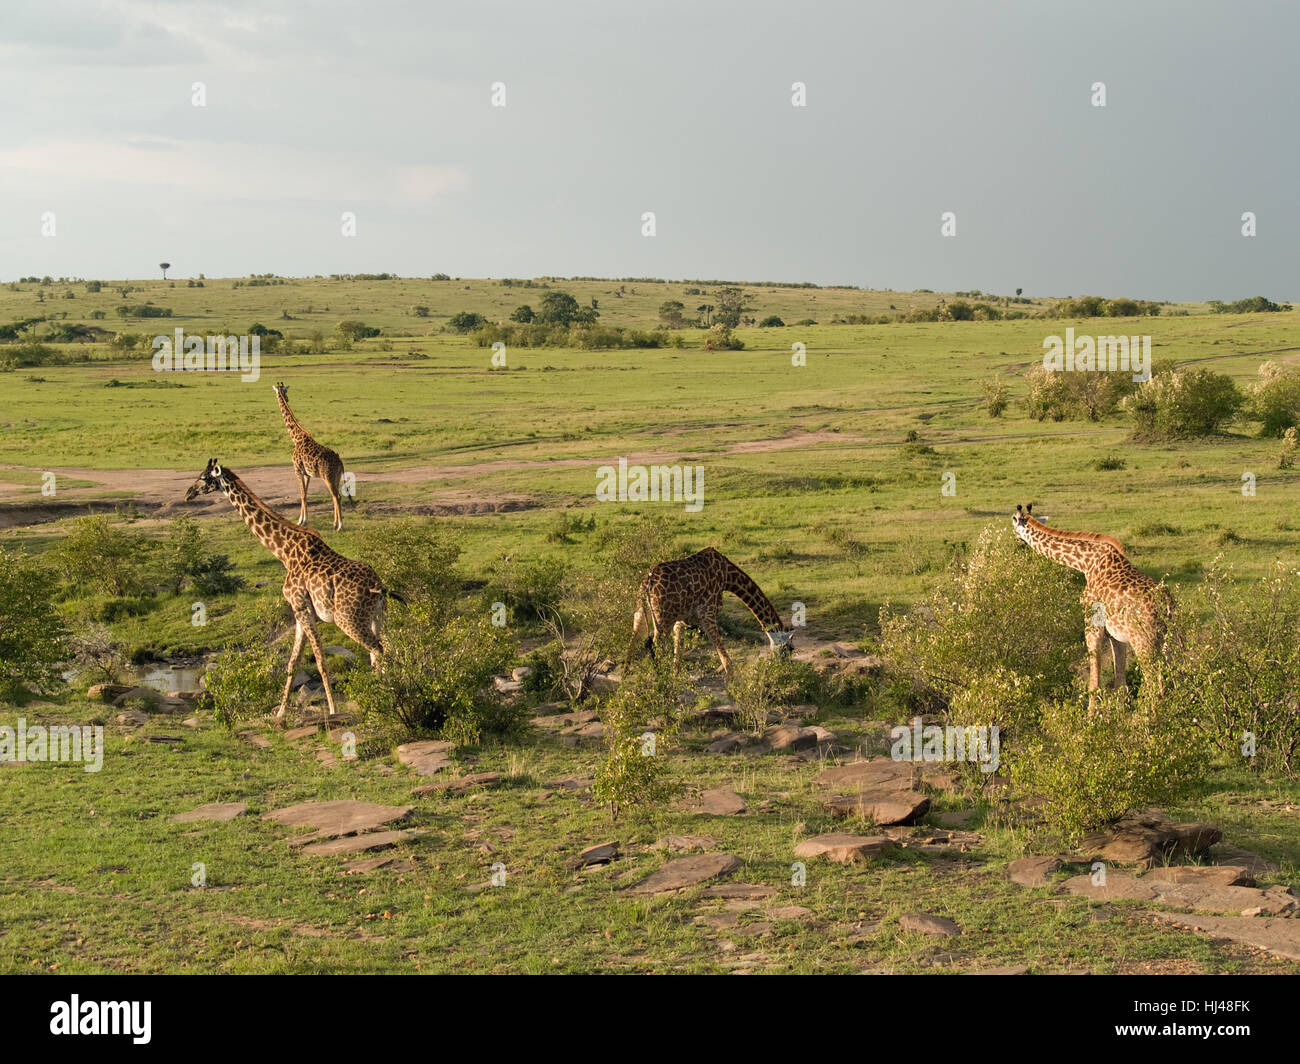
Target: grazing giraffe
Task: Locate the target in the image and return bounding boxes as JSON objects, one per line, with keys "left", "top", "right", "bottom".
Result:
{"left": 273, "top": 381, "right": 347, "bottom": 531}
{"left": 631, "top": 547, "right": 794, "bottom": 677}
{"left": 1011, "top": 504, "right": 1172, "bottom": 698}
{"left": 185, "top": 458, "right": 399, "bottom": 719}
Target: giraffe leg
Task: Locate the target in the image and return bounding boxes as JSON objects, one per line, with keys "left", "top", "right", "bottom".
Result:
{"left": 299, "top": 616, "right": 339, "bottom": 717}
{"left": 1085, "top": 623, "right": 1109, "bottom": 708}
{"left": 1110, "top": 638, "right": 1129, "bottom": 691}
{"left": 277, "top": 621, "right": 308, "bottom": 720}
{"left": 328, "top": 473, "right": 343, "bottom": 531}
{"left": 671, "top": 620, "right": 686, "bottom": 674}
{"left": 297, "top": 471, "right": 310, "bottom": 526}
{"left": 703, "top": 613, "right": 730, "bottom": 678}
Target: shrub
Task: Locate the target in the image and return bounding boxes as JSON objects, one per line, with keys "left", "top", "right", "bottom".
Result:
{"left": 980, "top": 377, "right": 1009, "bottom": 417}
{"left": 702, "top": 323, "right": 743, "bottom": 351}
{"left": 1161, "top": 560, "right": 1300, "bottom": 773}
{"left": 592, "top": 657, "right": 684, "bottom": 820}
{"left": 159, "top": 516, "right": 242, "bottom": 595}
{"left": 757, "top": 315, "right": 785, "bottom": 328}
{"left": 1125, "top": 366, "right": 1243, "bottom": 439}
{"left": 354, "top": 519, "right": 462, "bottom": 606}
{"left": 1208, "top": 296, "right": 1291, "bottom": 314}
{"left": 49, "top": 516, "right": 152, "bottom": 596}
{"left": 67, "top": 622, "right": 129, "bottom": 685}
{"left": 1249, "top": 361, "right": 1300, "bottom": 437}
{"left": 409, "top": 305, "right": 430, "bottom": 317}
{"left": 205, "top": 642, "right": 284, "bottom": 726}
{"left": 879, "top": 524, "right": 1082, "bottom": 710}
{"left": 1280, "top": 427, "right": 1298, "bottom": 469}
{"left": 510, "top": 304, "right": 535, "bottom": 323}
{"left": 1092, "top": 453, "right": 1126, "bottom": 471}
{"left": 1024, "top": 365, "right": 1135, "bottom": 421}
{"left": 336, "top": 319, "right": 379, "bottom": 341}
{"left": 0, "top": 548, "right": 67, "bottom": 698}
{"left": 727, "top": 654, "right": 821, "bottom": 735}
{"left": 348, "top": 601, "right": 517, "bottom": 742}
{"left": 489, "top": 556, "right": 566, "bottom": 624}
{"left": 1010, "top": 688, "right": 1200, "bottom": 842}
{"left": 447, "top": 311, "right": 488, "bottom": 333}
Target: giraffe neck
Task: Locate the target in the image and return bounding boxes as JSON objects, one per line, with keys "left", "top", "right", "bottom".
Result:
{"left": 720, "top": 560, "right": 785, "bottom": 631}
{"left": 1019, "top": 517, "right": 1116, "bottom": 576}
{"left": 219, "top": 471, "right": 314, "bottom": 568}
{"left": 277, "top": 392, "right": 308, "bottom": 441}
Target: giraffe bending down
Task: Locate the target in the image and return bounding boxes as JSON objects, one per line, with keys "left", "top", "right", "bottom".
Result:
{"left": 273, "top": 381, "right": 348, "bottom": 531}
{"left": 1011, "top": 504, "right": 1172, "bottom": 698}
{"left": 185, "top": 459, "right": 400, "bottom": 719}
{"left": 631, "top": 547, "right": 794, "bottom": 677}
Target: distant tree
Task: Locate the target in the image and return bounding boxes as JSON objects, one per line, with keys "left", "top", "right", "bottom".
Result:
{"left": 409, "top": 305, "right": 430, "bottom": 317}
{"left": 160, "top": 262, "right": 171, "bottom": 279}
{"left": 446, "top": 311, "right": 487, "bottom": 333}
{"left": 658, "top": 300, "right": 686, "bottom": 328}
{"left": 537, "top": 290, "right": 583, "bottom": 326}
{"left": 757, "top": 315, "right": 785, "bottom": 328}
{"left": 510, "top": 304, "right": 536, "bottom": 323}
{"left": 1016, "top": 288, "right": 1023, "bottom": 297}
{"left": 713, "top": 286, "right": 750, "bottom": 328}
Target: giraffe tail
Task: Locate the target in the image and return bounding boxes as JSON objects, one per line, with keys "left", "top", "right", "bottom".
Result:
{"left": 377, "top": 587, "right": 407, "bottom": 605}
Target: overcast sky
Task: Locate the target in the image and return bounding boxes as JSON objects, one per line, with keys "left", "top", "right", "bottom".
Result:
{"left": 1, "top": 0, "right": 1295, "bottom": 300}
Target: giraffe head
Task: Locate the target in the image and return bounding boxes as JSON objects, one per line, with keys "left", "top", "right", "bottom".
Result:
{"left": 185, "top": 458, "right": 227, "bottom": 501}
{"left": 1012, "top": 503, "right": 1049, "bottom": 546}
{"left": 767, "top": 628, "right": 795, "bottom": 655}
{"left": 273, "top": 381, "right": 289, "bottom": 400}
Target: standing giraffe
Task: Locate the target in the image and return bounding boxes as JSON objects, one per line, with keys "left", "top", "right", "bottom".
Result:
{"left": 631, "top": 547, "right": 794, "bottom": 677}
{"left": 1011, "top": 504, "right": 1172, "bottom": 697}
{"left": 273, "top": 381, "right": 347, "bottom": 531}
{"left": 185, "top": 459, "right": 398, "bottom": 719}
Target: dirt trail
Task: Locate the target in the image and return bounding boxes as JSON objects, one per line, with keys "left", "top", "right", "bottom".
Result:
{"left": 0, "top": 430, "right": 862, "bottom": 530}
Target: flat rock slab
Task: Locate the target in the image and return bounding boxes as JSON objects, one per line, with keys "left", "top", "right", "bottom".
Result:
{"left": 413, "top": 772, "right": 505, "bottom": 797}
{"left": 653, "top": 835, "right": 717, "bottom": 853}
{"left": 1151, "top": 913, "right": 1300, "bottom": 962}
{"left": 1063, "top": 873, "right": 1295, "bottom": 916}
{"left": 344, "top": 855, "right": 416, "bottom": 874}
{"left": 705, "top": 735, "right": 745, "bottom": 754}
{"left": 566, "top": 841, "right": 619, "bottom": 870}
{"left": 542, "top": 777, "right": 592, "bottom": 791}
{"left": 264, "top": 800, "right": 412, "bottom": 844}
{"left": 396, "top": 740, "right": 454, "bottom": 776}
{"left": 794, "top": 833, "right": 895, "bottom": 864}
{"left": 1145, "top": 865, "right": 1254, "bottom": 888}
{"left": 1211, "top": 846, "right": 1278, "bottom": 879}
{"left": 936, "top": 810, "right": 977, "bottom": 829}
{"left": 767, "top": 905, "right": 813, "bottom": 921}
{"left": 239, "top": 731, "right": 272, "bottom": 749}
{"left": 677, "top": 788, "right": 748, "bottom": 816}
{"left": 967, "top": 966, "right": 1029, "bottom": 975}
{"left": 1008, "top": 856, "right": 1062, "bottom": 887}
{"left": 627, "top": 853, "right": 742, "bottom": 895}
{"left": 765, "top": 725, "right": 819, "bottom": 752}
{"left": 169, "top": 802, "right": 248, "bottom": 824}
{"left": 300, "top": 829, "right": 413, "bottom": 857}
{"left": 284, "top": 725, "right": 319, "bottom": 742}
{"left": 1078, "top": 810, "right": 1222, "bottom": 868}
{"left": 900, "top": 913, "right": 961, "bottom": 937}
{"left": 814, "top": 758, "right": 916, "bottom": 791}
{"left": 825, "top": 789, "right": 929, "bottom": 825}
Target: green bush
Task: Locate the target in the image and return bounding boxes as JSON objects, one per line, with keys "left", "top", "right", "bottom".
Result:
{"left": 348, "top": 601, "right": 517, "bottom": 742}
{"left": 757, "top": 315, "right": 785, "bottom": 328}
{"left": 980, "top": 377, "right": 1009, "bottom": 417}
{"left": 1011, "top": 688, "right": 1199, "bottom": 842}
{"left": 66, "top": 622, "right": 129, "bottom": 686}
{"left": 879, "top": 524, "right": 1083, "bottom": 710}
{"left": 1249, "top": 361, "right": 1300, "bottom": 437}
{"left": 1024, "top": 365, "right": 1135, "bottom": 421}
{"left": 489, "top": 556, "right": 566, "bottom": 624}
{"left": 159, "top": 516, "right": 242, "bottom": 595}
{"left": 0, "top": 548, "right": 67, "bottom": 699}
{"left": 727, "top": 653, "right": 821, "bottom": 734}
{"left": 1125, "top": 366, "right": 1243, "bottom": 438}
{"left": 49, "top": 515, "right": 152, "bottom": 596}
{"left": 354, "top": 518, "right": 461, "bottom": 606}
{"left": 205, "top": 642, "right": 284, "bottom": 725}
{"left": 702, "top": 323, "right": 744, "bottom": 350}
{"left": 593, "top": 657, "right": 684, "bottom": 820}
{"left": 447, "top": 311, "right": 488, "bottom": 333}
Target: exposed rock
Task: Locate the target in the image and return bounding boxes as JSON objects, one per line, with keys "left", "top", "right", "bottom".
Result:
{"left": 263, "top": 800, "right": 412, "bottom": 844}
{"left": 284, "top": 725, "right": 319, "bottom": 742}
{"left": 814, "top": 757, "right": 915, "bottom": 791}
{"left": 239, "top": 730, "right": 272, "bottom": 749}
{"left": 1077, "top": 810, "right": 1222, "bottom": 868}
{"left": 412, "top": 771, "right": 505, "bottom": 797}
{"left": 396, "top": 740, "right": 454, "bottom": 776}
{"left": 967, "top": 965, "right": 1029, "bottom": 975}
{"left": 169, "top": 802, "right": 248, "bottom": 824}
{"left": 87, "top": 683, "right": 132, "bottom": 702}
{"left": 565, "top": 841, "right": 619, "bottom": 870}
{"left": 794, "top": 833, "right": 895, "bottom": 864}
{"left": 627, "top": 853, "right": 742, "bottom": 894}
{"left": 1008, "top": 856, "right": 1062, "bottom": 887}
{"left": 824, "top": 789, "right": 929, "bottom": 825}
{"left": 765, "top": 724, "right": 818, "bottom": 752}
{"left": 181, "top": 717, "right": 199, "bottom": 728}
{"left": 325, "top": 645, "right": 357, "bottom": 662}
{"left": 699, "top": 882, "right": 776, "bottom": 900}
{"left": 1211, "top": 846, "right": 1279, "bottom": 879}
{"left": 1063, "top": 872, "right": 1295, "bottom": 916}
{"left": 1151, "top": 913, "right": 1300, "bottom": 963}
{"left": 767, "top": 905, "right": 813, "bottom": 921}
{"left": 705, "top": 734, "right": 745, "bottom": 755}
{"left": 511, "top": 666, "right": 533, "bottom": 682}
{"left": 300, "top": 829, "right": 414, "bottom": 857}
{"left": 935, "top": 810, "right": 977, "bottom": 829}
{"left": 541, "top": 776, "right": 592, "bottom": 791}
{"left": 115, "top": 709, "right": 148, "bottom": 726}
{"left": 1145, "top": 865, "right": 1254, "bottom": 888}
{"left": 900, "top": 913, "right": 960, "bottom": 937}
{"left": 677, "top": 787, "right": 748, "bottom": 816}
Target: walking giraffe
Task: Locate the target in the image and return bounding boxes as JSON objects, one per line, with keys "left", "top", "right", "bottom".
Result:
{"left": 1011, "top": 504, "right": 1172, "bottom": 698}
{"left": 185, "top": 459, "right": 399, "bottom": 719}
{"left": 273, "top": 381, "right": 347, "bottom": 531}
{"left": 631, "top": 547, "right": 794, "bottom": 677}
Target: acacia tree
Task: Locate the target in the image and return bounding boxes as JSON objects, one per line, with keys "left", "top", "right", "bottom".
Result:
{"left": 160, "top": 262, "right": 171, "bottom": 279}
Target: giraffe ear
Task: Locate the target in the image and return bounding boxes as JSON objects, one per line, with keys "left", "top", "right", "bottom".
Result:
{"left": 1026, "top": 503, "right": 1033, "bottom": 514}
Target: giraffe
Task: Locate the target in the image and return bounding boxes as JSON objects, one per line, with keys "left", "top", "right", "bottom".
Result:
{"left": 272, "top": 381, "right": 347, "bottom": 531}
{"left": 185, "top": 458, "right": 399, "bottom": 719}
{"left": 630, "top": 547, "right": 794, "bottom": 677}
{"left": 1011, "top": 504, "right": 1172, "bottom": 698}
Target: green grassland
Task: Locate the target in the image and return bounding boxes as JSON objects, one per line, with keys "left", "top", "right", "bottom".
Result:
{"left": 1, "top": 275, "right": 1299, "bottom": 973}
